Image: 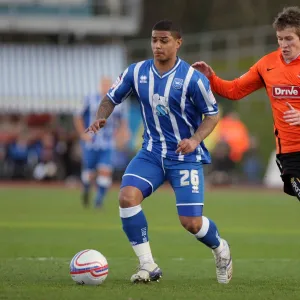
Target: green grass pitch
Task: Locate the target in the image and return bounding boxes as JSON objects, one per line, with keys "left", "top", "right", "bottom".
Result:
{"left": 0, "top": 185, "right": 299, "bottom": 300}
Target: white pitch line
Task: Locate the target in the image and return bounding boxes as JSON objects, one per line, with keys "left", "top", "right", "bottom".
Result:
{"left": 4, "top": 257, "right": 300, "bottom": 263}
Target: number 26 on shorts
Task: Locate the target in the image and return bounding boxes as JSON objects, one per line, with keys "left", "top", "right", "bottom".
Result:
{"left": 179, "top": 170, "right": 199, "bottom": 186}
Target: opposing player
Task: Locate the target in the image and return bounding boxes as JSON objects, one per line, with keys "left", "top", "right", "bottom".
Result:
{"left": 74, "top": 77, "right": 128, "bottom": 208}
{"left": 85, "top": 20, "right": 232, "bottom": 284}
{"left": 193, "top": 6, "right": 300, "bottom": 200}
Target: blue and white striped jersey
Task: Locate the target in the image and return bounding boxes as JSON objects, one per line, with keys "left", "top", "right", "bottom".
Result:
{"left": 75, "top": 93, "right": 127, "bottom": 150}
{"left": 107, "top": 58, "right": 218, "bottom": 163}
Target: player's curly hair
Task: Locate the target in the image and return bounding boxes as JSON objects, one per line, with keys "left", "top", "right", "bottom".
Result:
{"left": 152, "top": 20, "right": 182, "bottom": 39}
{"left": 273, "top": 6, "right": 300, "bottom": 38}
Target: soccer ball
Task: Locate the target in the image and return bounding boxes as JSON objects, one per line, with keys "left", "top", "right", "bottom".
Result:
{"left": 69, "top": 249, "right": 108, "bottom": 285}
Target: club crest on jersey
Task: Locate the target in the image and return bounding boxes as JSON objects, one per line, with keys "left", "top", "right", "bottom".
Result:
{"left": 172, "top": 78, "right": 183, "bottom": 89}
{"left": 152, "top": 94, "right": 170, "bottom": 117}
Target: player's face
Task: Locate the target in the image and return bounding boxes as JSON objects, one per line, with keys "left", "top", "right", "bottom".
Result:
{"left": 151, "top": 30, "right": 182, "bottom": 62}
{"left": 276, "top": 27, "right": 300, "bottom": 61}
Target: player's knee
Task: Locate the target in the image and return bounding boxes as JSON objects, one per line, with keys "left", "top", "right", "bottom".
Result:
{"left": 96, "top": 175, "right": 112, "bottom": 187}
{"left": 81, "top": 170, "right": 92, "bottom": 184}
{"left": 119, "top": 186, "right": 143, "bottom": 208}
{"left": 179, "top": 216, "right": 203, "bottom": 234}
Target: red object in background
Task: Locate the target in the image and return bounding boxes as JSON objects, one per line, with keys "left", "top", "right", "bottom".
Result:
{"left": 27, "top": 114, "right": 53, "bottom": 127}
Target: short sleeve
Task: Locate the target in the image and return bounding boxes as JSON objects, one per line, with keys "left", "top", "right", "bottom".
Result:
{"left": 107, "top": 66, "right": 134, "bottom": 105}
{"left": 191, "top": 75, "right": 218, "bottom": 116}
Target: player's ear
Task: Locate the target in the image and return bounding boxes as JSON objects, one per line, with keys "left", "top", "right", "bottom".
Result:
{"left": 176, "top": 38, "right": 183, "bottom": 49}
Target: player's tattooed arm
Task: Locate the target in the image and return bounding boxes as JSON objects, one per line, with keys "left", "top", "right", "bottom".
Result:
{"left": 85, "top": 96, "right": 116, "bottom": 134}
{"left": 96, "top": 96, "right": 116, "bottom": 120}
{"left": 191, "top": 113, "right": 219, "bottom": 143}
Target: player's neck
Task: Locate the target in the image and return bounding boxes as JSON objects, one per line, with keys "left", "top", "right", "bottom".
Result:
{"left": 284, "top": 51, "right": 300, "bottom": 63}
{"left": 154, "top": 56, "right": 178, "bottom": 75}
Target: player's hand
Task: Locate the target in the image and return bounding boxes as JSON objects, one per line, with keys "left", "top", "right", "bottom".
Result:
{"left": 84, "top": 119, "right": 107, "bottom": 134}
{"left": 80, "top": 132, "right": 93, "bottom": 142}
{"left": 283, "top": 102, "right": 300, "bottom": 126}
{"left": 176, "top": 138, "right": 199, "bottom": 155}
{"left": 191, "top": 61, "right": 214, "bottom": 78}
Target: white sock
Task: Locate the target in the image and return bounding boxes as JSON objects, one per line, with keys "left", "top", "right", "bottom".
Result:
{"left": 212, "top": 239, "right": 224, "bottom": 255}
{"left": 132, "top": 242, "right": 155, "bottom": 265}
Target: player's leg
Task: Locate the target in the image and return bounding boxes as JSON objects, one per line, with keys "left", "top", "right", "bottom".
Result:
{"left": 276, "top": 153, "right": 300, "bottom": 201}
{"left": 166, "top": 161, "right": 232, "bottom": 284}
{"left": 290, "top": 177, "right": 300, "bottom": 201}
{"left": 94, "top": 149, "right": 113, "bottom": 208}
{"left": 119, "top": 149, "right": 165, "bottom": 283}
{"left": 81, "top": 147, "right": 97, "bottom": 207}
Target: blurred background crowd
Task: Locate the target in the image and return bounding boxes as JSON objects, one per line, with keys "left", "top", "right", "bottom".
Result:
{"left": 0, "top": 108, "right": 262, "bottom": 186}
{"left": 1, "top": 0, "right": 296, "bottom": 188}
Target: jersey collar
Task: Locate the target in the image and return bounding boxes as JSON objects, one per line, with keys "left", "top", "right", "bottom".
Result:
{"left": 151, "top": 57, "right": 181, "bottom": 79}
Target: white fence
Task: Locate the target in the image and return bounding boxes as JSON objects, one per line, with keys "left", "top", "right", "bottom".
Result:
{"left": 0, "top": 44, "right": 125, "bottom": 112}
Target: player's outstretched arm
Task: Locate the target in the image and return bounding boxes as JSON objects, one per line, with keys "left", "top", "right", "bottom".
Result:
{"left": 192, "top": 61, "right": 264, "bottom": 100}
{"left": 85, "top": 96, "right": 116, "bottom": 134}
{"left": 176, "top": 113, "right": 219, "bottom": 155}
{"left": 96, "top": 96, "right": 116, "bottom": 120}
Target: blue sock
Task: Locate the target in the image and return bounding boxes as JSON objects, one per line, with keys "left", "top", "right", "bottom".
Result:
{"left": 83, "top": 183, "right": 90, "bottom": 194}
{"left": 94, "top": 186, "right": 106, "bottom": 207}
{"left": 195, "top": 216, "right": 221, "bottom": 249}
{"left": 95, "top": 176, "right": 111, "bottom": 207}
{"left": 120, "top": 205, "right": 148, "bottom": 245}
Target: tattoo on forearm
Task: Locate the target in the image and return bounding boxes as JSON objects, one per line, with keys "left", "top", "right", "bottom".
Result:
{"left": 96, "top": 96, "right": 116, "bottom": 119}
{"left": 192, "top": 114, "right": 219, "bottom": 143}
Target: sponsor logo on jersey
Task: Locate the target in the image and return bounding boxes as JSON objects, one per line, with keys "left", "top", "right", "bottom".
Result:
{"left": 153, "top": 94, "right": 170, "bottom": 116}
{"left": 272, "top": 86, "right": 300, "bottom": 98}
{"left": 192, "top": 184, "right": 199, "bottom": 193}
{"left": 267, "top": 67, "right": 275, "bottom": 71}
{"left": 139, "top": 75, "right": 148, "bottom": 83}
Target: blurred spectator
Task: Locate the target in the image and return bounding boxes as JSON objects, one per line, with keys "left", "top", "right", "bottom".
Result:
{"left": 218, "top": 111, "right": 250, "bottom": 163}
{"left": 242, "top": 136, "right": 263, "bottom": 184}
{"left": 55, "top": 126, "right": 81, "bottom": 180}
{"left": 26, "top": 113, "right": 53, "bottom": 128}
{"left": 32, "top": 132, "right": 64, "bottom": 181}
{"left": 208, "top": 140, "right": 236, "bottom": 186}
{"left": 7, "top": 130, "right": 31, "bottom": 179}
{"left": 0, "top": 106, "right": 131, "bottom": 182}
{"left": 25, "top": 113, "right": 56, "bottom": 144}
{"left": 0, "top": 115, "right": 24, "bottom": 145}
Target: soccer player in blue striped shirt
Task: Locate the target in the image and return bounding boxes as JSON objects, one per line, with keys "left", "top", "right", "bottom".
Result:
{"left": 85, "top": 20, "right": 233, "bottom": 284}
{"left": 74, "top": 77, "right": 128, "bottom": 208}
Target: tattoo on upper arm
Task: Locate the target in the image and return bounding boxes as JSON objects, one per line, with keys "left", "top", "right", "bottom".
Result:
{"left": 96, "top": 96, "right": 116, "bottom": 119}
